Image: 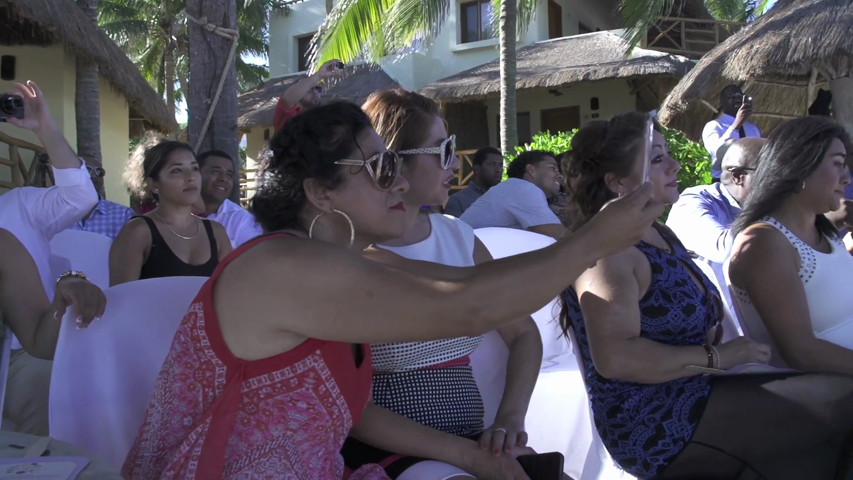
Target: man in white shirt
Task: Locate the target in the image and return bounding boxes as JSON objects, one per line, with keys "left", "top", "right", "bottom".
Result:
{"left": 460, "top": 150, "right": 564, "bottom": 239}
{"left": 703, "top": 84, "right": 761, "bottom": 181}
{"left": 196, "top": 150, "right": 262, "bottom": 248}
{"left": 0, "top": 81, "right": 98, "bottom": 435}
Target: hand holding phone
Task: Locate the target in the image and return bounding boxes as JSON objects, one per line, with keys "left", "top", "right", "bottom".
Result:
{"left": 516, "top": 452, "right": 565, "bottom": 480}
{"left": 641, "top": 117, "right": 655, "bottom": 183}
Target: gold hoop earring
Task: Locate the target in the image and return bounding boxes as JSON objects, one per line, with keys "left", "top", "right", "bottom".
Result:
{"left": 308, "top": 209, "right": 355, "bottom": 248}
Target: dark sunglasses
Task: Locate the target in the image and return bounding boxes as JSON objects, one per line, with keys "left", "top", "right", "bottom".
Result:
{"left": 335, "top": 150, "right": 402, "bottom": 191}
{"left": 87, "top": 166, "right": 106, "bottom": 178}
{"left": 399, "top": 135, "right": 456, "bottom": 170}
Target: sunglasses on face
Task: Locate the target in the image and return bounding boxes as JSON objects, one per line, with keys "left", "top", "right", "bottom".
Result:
{"left": 87, "top": 166, "right": 106, "bottom": 178}
{"left": 335, "top": 150, "right": 403, "bottom": 191}
{"left": 398, "top": 135, "right": 456, "bottom": 170}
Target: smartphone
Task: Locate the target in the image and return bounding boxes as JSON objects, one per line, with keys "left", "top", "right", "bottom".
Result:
{"left": 516, "top": 452, "right": 565, "bottom": 480}
{"left": 641, "top": 117, "right": 655, "bottom": 182}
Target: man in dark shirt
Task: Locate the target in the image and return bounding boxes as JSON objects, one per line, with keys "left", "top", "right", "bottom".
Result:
{"left": 444, "top": 146, "right": 503, "bottom": 217}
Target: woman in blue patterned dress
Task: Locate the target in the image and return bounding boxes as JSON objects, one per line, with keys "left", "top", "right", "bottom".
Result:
{"left": 560, "top": 112, "right": 853, "bottom": 479}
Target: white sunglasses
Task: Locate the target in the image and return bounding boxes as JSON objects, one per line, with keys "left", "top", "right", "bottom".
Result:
{"left": 398, "top": 135, "right": 456, "bottom": 170}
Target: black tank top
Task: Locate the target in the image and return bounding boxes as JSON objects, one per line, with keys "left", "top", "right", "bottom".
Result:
{"left": 138, "top": 216, "right": 219, "bottom": 279}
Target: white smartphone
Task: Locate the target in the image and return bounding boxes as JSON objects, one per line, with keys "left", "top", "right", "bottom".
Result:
{"left": 641, "top": 117, "right": 655, "bottom": 183}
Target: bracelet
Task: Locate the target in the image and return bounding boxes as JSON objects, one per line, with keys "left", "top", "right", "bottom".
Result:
{"left": 56, "top": 270, "right": 87, "bottom": 287}
{"left": 710, "top": 345, "right": 721, "bottom": 370}
{"left": 702, "top": 344, "right": 714, "bottom": 368}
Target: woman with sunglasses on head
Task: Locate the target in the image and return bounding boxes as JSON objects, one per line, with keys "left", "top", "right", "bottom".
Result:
{"left": 122, "top": 101, "right": 663, "bottom": 480}
{"left": 109, "top": 141, "right": 232, "bottom": 285}
{"left": 729, "top": 116, "right": 853, "bottom": 374}
{"left": 335, "top": 90, "right": 542, "bottom": 479}
{"left": 561, "top": 112, "right": 853, "bottom": 480}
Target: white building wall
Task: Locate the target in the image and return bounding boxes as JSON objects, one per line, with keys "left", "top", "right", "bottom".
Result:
{"left": 0, "top": 44, "right": 131, "bottom": 204}
{"left": 268, "top": 0, "right": 620, "bottom": 90}
{"left": 483, "top": 78, "right": 635, "bottom": 146}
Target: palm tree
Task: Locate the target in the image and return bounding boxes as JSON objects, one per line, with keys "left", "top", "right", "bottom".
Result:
{"left": 99, "top": 0, "right": 287, "bottom": 123}
{"left": 186, "top": 0, "right": 240, "bottom": 201}
{"left": 620, "top": 0, "right": 773, "bottom": 49}
{"left": 498, "top": 0, "right": 518, "bottom": 152}
{"left": 76, "top": 0, "right": 104, "bottom": 196}
{"left": 309, "top": 0, "right": 538, "bottom": 153}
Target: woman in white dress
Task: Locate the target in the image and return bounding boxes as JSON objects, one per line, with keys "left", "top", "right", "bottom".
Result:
{"left": 729, "top": 115, "right": 853, "bottom": 373}
{"left": 341, "top": 90, "right": 543, "bottom": 479}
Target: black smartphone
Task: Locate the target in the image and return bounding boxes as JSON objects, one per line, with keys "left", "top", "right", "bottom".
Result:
{"left": 516, "top": 452, "right": 565, "bottom": 480}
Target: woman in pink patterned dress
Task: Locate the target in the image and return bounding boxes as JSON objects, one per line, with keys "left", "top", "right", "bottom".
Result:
{"left": 122, "top": 102, "right": 663, "bottom": 479}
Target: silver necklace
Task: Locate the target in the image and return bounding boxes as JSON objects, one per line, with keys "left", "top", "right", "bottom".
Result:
{"left": 153, "top": 210, "right": 199, "bottom": 240}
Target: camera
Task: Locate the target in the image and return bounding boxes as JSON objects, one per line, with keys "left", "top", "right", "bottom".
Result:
{"left": 0, "top": 93, "right": 24, "bottom": 121}
{"left": 739, "top": 93, "right": 753, "bottom": 105}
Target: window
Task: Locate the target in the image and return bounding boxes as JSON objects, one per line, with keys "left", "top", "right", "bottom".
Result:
{"left": 296, "top": 34, "right": 314, "bottom": 72}
{"left": 460, "top": 0, "right": 494, "bottom": 43}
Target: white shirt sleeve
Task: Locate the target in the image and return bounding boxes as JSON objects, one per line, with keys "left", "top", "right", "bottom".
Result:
{"left": 666, "top": 189, "right": 734, "bottom": 264}
{"left": 702, "top": 118, "right": 738, "bottom": 161}
{"left": 23, "top": 160, "right": 98, "bottom": 240}
{"left": 505, "top": 181, "right": 562, "bottom": 229}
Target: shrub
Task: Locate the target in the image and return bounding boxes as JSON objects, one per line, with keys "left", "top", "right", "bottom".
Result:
{"left": 506, "top": 128, "right": 711, "bottom": 191}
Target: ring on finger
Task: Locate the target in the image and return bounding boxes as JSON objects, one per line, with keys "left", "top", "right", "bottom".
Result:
{"left": 494, "top": 427, "right": 507, "bottom": 433}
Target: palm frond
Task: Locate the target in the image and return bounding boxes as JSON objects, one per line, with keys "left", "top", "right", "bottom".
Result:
{"left": 382, "top": 0, "right": 451, "bottom": 53}
{"left": 236, "top": 61, "right": 269, "bottom": 91}
{"left": 309, "top": 0, "right": 393, "bottom": 69}
{"left": 619, "top": 0, "right": 676, "bottom": 50}
{"left": 704, "top": 0, "right": 748, "bottom": 22}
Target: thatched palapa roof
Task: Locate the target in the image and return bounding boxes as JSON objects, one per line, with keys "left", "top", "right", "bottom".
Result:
{"left": 238, "top": 65, "right": 400, "bottom": 129}
{"left": 0, "top": 0, "right": 178, "bottom": 133}
{"left": 659, "top": 0, "right": 852, "bottom": 141}
{"left": 419, "top": 31, "right": 693, "bottom": 103}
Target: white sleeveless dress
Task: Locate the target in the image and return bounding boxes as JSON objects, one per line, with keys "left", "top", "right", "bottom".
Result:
{"left": 732, "top": 216, "right": 853, "bottom": 353}
{"left": 372, "top": 214, "right": 485, "bottom": 436}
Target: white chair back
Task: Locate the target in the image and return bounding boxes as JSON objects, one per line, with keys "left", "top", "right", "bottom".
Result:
{"left": 723, "top": 260, "right": 788, "bottom": 367}
{"left": 471, "top": 227, "right": 622, "bottom": 479}
{"left": 473, "top": 228, "right": 569, "bottom": 359}
{"left": 50, "top": 230, "right": 112, "bottom": 289}
{"left": 0, "top": 326, "right": 12, "bottom": 425}
{"left": 49, "top": 276, "right": 207, "bottom": 469}
{"left": 691, "top": 257, "right": 743, "bottom": 342}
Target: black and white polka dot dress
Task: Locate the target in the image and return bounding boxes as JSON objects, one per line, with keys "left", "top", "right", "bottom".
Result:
{"left": 373, "top": 214, "right": 486, "bottom": 436}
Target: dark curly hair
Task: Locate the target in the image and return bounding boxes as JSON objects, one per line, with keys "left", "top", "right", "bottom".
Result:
{"left": 564, "top": 112, "right": 660, "bottom": 231}
{"left": 250, "top": 101, "right": 373, "bottom": 232}
{"left": 506, "top": 150, "right": 555, "bottom": 179}
{"left": 732, "top": 116, "right": 852, "bottom": 239}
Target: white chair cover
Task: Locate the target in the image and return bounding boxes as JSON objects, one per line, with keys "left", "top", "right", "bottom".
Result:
{"left": 691, "top": 257, "right": 743, "bottom": 342}
{"left": 472, "top": 227, "right": 570, "bottom": 359}
{"left": 471, "top": 227, "right": 630, "bottom": 479}
{"left": 49, "top": 276, "right": 207, "bottom": 469}
{"left": 723, "top": 259, "right": 789, "bottom": 367}
{"left": 49, "top": 230, "right": 113, "bottom": 289}
{"left": 0, "top": 326, "right": 12, "bottom": 428}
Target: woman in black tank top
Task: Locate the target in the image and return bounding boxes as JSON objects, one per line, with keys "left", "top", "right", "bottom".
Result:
{"left": 109, "top": 141, "right": 232, "bottom": 285}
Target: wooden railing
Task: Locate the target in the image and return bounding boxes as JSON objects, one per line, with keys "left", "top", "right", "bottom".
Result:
{"left": 451, "top": 149, "right": 476, "bottom": 192}
{"left": 646, "top": 16, "right": 746, "bottom": 59}
{"left": 0, "top": 130, "right": 47, "bottom": 191}
{"left": 238, "top": 149, "right": 480, "bottom": 207}
{"left": 239, "top": 168, "right": 257, "bottom": 208}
